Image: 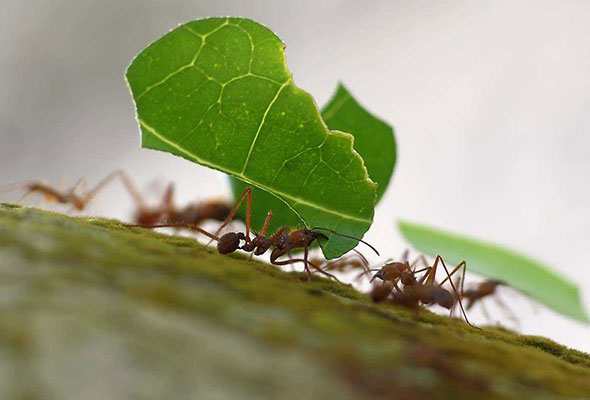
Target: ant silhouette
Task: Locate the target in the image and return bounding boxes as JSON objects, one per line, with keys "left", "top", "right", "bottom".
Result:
{"left": 1, "top": 170, "right": 233, "bottom": 229}
{"left": 116, "top": 172, "right": 232, "bottom": 228}
{"left": 455, "top": 279, "right": 519, "bottom": 326}
{"left": 370, "top": 255, "right": 474, "bottom": 327}
{"left": 132, "top": 187, "right": 380, "bottom": 281}
{"left": 0, "top": 170, "right": 123, "bottom": 211}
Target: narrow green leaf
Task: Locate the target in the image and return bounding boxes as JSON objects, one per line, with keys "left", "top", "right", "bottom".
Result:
{"left": 398, "top": 220, "right": 589, "bottom": 323}
{"left": 230, "top": 83, "right": 396, "bottom": 241}
{"left": 126, "top": 17, "right": 376, "bottom": 258}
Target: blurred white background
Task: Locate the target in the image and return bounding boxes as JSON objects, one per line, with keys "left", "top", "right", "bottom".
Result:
{"left": 1, "top": 1, "right": 589, "bottom": 350}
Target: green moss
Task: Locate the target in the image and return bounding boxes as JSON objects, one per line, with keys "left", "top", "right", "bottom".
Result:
{"left": 1, "top": 203, "right": 589, "bottom": 399}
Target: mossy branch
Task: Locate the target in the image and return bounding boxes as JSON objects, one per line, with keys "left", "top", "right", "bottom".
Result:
{"left": 0, "top": 203, "right": 589, "bottom": 399}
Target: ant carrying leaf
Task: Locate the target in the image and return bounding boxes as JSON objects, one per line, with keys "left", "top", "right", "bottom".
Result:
{"left": 129, "top": 187, "right": 379, "bottom": 282}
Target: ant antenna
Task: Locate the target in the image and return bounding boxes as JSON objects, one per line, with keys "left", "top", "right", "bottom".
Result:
{"left": 351, "top": 248, "right": 370, "bottom": 271}
{"left": 310, "top": 227, "right": 380, "bottom": 256}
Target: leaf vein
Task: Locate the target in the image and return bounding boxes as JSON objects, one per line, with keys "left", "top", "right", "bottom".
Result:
{"left": 139, "top": 119, "right": 372, "bottom": 224}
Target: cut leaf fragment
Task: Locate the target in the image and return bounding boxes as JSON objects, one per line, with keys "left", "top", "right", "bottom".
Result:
{"left": 230, "top": 83, "right": 396, "bottom": 238}
{"left": 398, "top": 220, "right": 589, "bottom": 323}
{"left": 126, "top": 17, "right": 376, "bottom": 258}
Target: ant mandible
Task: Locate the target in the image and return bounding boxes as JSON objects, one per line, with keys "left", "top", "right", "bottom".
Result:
{"left": 134, "top": 187, "right": 380, "bottom": 282}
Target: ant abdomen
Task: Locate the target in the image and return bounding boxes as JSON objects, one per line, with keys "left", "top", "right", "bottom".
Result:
{"left": 435, "top": 289, "right": 455, "bottom": 309}
{"left": 217, "top": 232, "right": 242, "bottom": 254}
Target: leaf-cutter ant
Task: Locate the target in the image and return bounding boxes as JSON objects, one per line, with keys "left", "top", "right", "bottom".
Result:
{"left": 371, "top": 255, "right": 475, "bottom": 327}
{"left": 131, "top": 187, "right": 380, "bottom": 281}
{"left": 0, "top": 170, "right": 123, "bottom": 211}
{"left": 456, "top": 279, "right": 519, "bottom": 326}
{"left": 116, "top": 171, "right": 232, "bottom": 228}
{"left": 1, "top": 170, "right": 233, "bottom": 229}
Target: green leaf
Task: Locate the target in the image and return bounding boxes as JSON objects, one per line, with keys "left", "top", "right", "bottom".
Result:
{"left": 126, "top": 17, "right": 376, "bottom": 259}
{"left": 230, "top": 83, "right": 396, "bottom": 240}
{"left": 398, "top": 220, "right": 589, "bottom": 323}
{"left": 322, "top": 83, "right": 396, "bottom": 200}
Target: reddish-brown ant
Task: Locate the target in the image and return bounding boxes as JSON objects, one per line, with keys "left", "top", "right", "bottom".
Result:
{"left": 461, "top": 280, "right": 503, "bottom": 309}
{"left": 1, "top": 170, "right": 123, "bottom": 211}
{"left": 1, "top": 170, "right": 233, "bottom": 229}
{"left": 371, "top": 255, "right": 474, "bottom": 327}
{"left": 116, "top": 172, "right": 232, "bottom": 227}
{"left": 366, "top": 251, "right": 429, "bottom": 285}
{"left": 132, "top": 187, "right": 380, "bottom": 281}
{"left": 456, "top": 279, "right": 519, "bottom": 325}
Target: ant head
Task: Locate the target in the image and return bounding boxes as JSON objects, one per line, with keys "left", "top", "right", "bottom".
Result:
{"left": 370, "top": 268, "right": 386, "bottom": 283}
{"left": 306, "top": 229, "right": 329, "bottom": 241}
{"left": 400, "top": 270, "right": 415, "bottom": 286}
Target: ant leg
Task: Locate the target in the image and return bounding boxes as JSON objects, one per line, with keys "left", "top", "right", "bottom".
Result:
{"left": 352, "top": 249, "right": 370, "bottom": 272}
{"left": 69, "top": 178, "right": 87, "bottom": 196}
{"left": 389, "top": 276, "right": 403, "bottom": 293}
{"left": 301, "top": 246, "right": 344, "bottom": 282}
{"left": 401, "top": 249, "right": 410, "bottom": 262}
{"left": 479, "top": 301, "right": 493, "bottom": 324}
{"left": 161, "top": 183, "right": 175, "bottom": 214}
{"left": 79, "top": 170, "right": 126, "bottom": 209}
{"left": 319, "top": 255, "right": 349, "bottom": 273}
{"left": 247, "top": 211, "right": 274, "bottom": 262}
{"left": 57, "top": 177, "right": 67, "bottom": 193}
{"left": 460, "top": 265, "right": 466, "bottom": 300}
{"left": 493, "top": 296, "right": 520, "bottom": 328}
{"left": 417, "top": 267, "right": 433, "bottom": 285}
{"left": 18, "top": 190, "right": 38, "bottom": 204}
{"left": 126, "top": 222, "right": 219, "bottom": 241}
{"left": 439, "top": 261, "right": 466, "bottom": 286}
{"left": 410, "top": 255, "right": 429, "bottom": 270}
{"left": 259, "top": 211, "right": 274, "bottom": 237}
{"left": 439, "top": 260, "right": 467, "bottom": 308}
{"left": 67, "top": 178, "right": 89, "bottom": 214}
{"left": 272, "top": 257, "right": 341, "bottom": 283}
{"left": 117, "top": 171, "right": 150, "bottom": 211}
{"left": 303, "top": 245, "right": 313, "bottom": 282}
{"left": 272, "top": 257, "right": 312, "bottom": 280}
{"left": 212, "top": 187, "right": 252, "bottom": 242}
{"left": 433, "top": 257, "right": 475, "bottom": 328}
{"left": 413, "top": 266, "right": 431, "bottom": 276}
